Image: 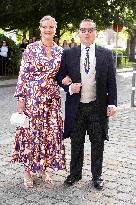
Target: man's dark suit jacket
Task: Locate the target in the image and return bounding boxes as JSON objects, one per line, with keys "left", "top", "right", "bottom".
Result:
{"left": 56, "top": 45, "right": 117, "bottom": 140}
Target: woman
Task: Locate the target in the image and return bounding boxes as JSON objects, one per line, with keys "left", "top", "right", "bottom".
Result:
{"left": 62, "top": 40, "right": 70, "bottom": 50}
{"left": 12, "top": 16, "right": 66, "bottom": 188}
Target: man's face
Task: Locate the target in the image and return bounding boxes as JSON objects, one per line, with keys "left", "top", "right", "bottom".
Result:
{"left": 78, "top": 21, "right": 96, "bottom": 46}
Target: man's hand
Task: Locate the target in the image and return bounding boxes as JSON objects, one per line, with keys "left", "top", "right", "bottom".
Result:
{"left": 71, "top": 83, "right": 81, "bottom": 93}
{"left": 107, "top": 106, "right": 117, "bottom": 117}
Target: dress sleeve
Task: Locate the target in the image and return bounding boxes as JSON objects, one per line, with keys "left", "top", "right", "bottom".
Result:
{"left": 14, "top": 46, "right": 31, "bottom": 99}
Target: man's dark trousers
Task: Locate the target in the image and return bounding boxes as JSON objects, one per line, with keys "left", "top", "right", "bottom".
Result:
{"left": 69, "top": 101, "right": 104, "bottom": 179}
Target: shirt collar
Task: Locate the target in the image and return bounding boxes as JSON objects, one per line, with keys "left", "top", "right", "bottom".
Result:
{"left": 81, "top": 42, "right": 95, "bottom": 52}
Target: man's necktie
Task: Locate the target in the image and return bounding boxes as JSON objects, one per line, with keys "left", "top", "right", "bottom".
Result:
{"left": 84, "top": 47, "right": 90, "bottom": 74}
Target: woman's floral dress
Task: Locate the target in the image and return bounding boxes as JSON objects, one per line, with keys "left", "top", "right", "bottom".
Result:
{"left": 12, "top": 41, "right": 66, "bottom": 173}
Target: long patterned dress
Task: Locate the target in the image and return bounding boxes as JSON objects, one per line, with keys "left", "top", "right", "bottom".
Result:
{"left": 12, "top": 41, "right": 66, "bottom": 173}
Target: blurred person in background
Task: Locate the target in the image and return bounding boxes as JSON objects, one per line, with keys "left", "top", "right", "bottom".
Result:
{"left": 0, "top": 40, "right": 10, "bottom": 75}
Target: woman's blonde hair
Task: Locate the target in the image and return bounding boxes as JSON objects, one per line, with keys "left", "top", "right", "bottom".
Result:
{"left": 39, "top": 15, "right": 57, "bottom": 28}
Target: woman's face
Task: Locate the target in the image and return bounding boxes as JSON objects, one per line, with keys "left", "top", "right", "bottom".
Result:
{"left": 40, "top": 20, "right": 56, "bottom": 41}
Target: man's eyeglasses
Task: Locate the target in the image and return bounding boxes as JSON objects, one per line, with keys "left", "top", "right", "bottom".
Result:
{"left": 79, "top": 27, "right": 96, "bottom": 33}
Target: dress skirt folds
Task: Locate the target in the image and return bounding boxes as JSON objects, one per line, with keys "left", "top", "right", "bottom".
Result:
{"left": 12, "top": 41, "right": 66, "bottom": 173}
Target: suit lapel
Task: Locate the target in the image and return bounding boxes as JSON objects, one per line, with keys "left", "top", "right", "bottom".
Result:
{"left": 95, "top": 45, "right": 105, "bottom": 77}
{"left": 75, "top": 45, "right": 81, "bottom": 56}
{"left": 71, "top": 45, "right": 81, "bottom": 77}
{"left": 74, "top": 45, "right": 81, "bottom": 65}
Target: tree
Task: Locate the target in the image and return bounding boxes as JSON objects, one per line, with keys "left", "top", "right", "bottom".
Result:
{"left": 128, "top": 25, "right": 136, "bottom": 62}
{"left": 1, "top": 0, "right": 136, "bottom": 37}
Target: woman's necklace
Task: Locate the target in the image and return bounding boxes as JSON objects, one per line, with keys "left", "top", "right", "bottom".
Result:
{"left": 41, "top": 41, "right": 54, "bottom": 56}
{"left": 46, "top": 48, "right": 51, "bottom": 54}
{"left": 41, "top": 41, "right": 53, "bottom": 48}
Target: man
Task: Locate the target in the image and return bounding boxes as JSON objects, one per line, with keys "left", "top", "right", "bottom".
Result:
{"left": 69, "top": 38, "right": 77, "bottom": 48}
{"left": 56, "top": 19, "right": 117, "bottom": 190}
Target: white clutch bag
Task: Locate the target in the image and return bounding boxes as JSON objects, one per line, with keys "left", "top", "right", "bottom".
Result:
{"left": 10, "top": 112, "right": 29, "bottom": 128}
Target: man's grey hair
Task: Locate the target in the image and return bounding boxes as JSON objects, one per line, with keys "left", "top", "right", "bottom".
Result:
{"left": 39, "top": 15, "right": 57, "bottom": 28}
{"left": 79, "top": 19, "right": 96, "bottom": 28}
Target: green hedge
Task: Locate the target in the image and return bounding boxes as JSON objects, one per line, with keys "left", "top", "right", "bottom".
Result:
{"left": 0, "top": 34, "right": 20, "bottom": 74}
{"left": 112, "top": 48, "right": 129, "bottom": 67}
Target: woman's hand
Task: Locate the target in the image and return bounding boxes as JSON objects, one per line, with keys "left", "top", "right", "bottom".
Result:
{"left": 62, "top": 75, "right": 72, "bottom": 85}
{"left": 17, "top": 100, "right": 25, "bottom": 113}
